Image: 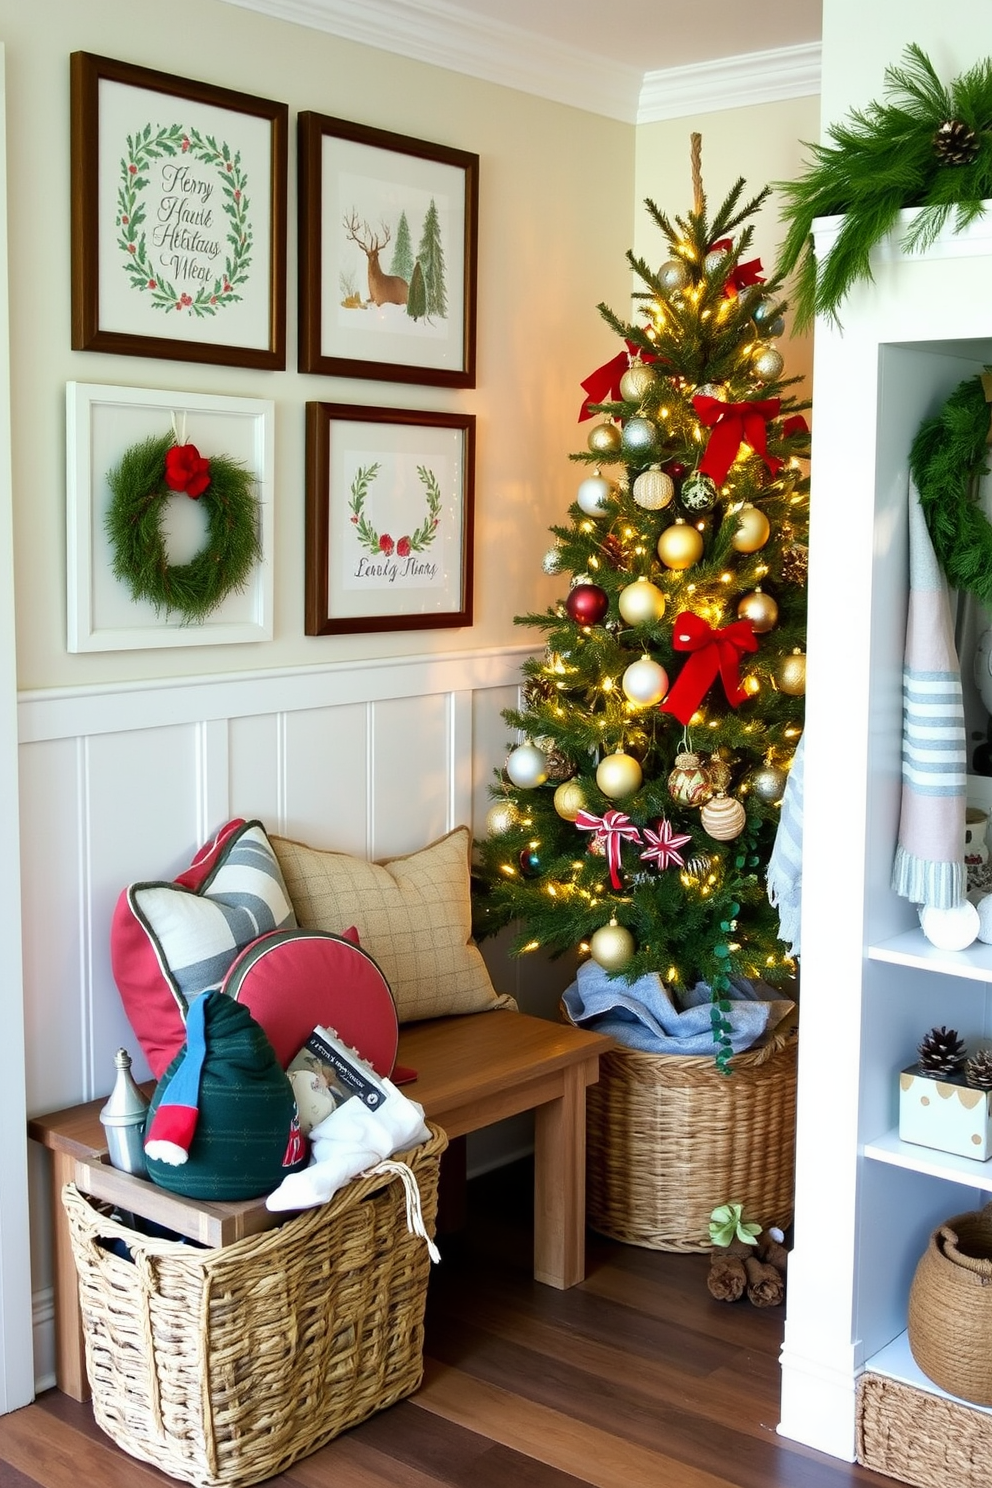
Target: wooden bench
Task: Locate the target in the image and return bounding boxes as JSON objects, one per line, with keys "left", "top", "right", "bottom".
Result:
{"left": 28, "top": 1008, "right": 611, "bottom": 1403}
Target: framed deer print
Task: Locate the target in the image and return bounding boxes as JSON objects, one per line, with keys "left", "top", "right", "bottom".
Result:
{"left": 305, "top": 402, "right": 475, "bottom": 634}
{"left": 298, "top": 113, "right": 478, "bottom": 387}
{"left": 70, "top": 52, "right": 288, "bottom": 368}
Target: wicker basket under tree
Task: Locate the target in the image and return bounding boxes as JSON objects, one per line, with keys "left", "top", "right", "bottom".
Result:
{"left": 584, "top": 1022, "right": 798, "bottom": 1252}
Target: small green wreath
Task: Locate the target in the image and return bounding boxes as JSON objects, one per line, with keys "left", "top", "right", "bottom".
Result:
{"left": 910, "top": 373, "right": 992, "bottom": 606}
{"left": 105, "top": 431, "right": 261, "bottom": 624}
{"left": 348, "top": 462, "right": 442, "bottom": 558}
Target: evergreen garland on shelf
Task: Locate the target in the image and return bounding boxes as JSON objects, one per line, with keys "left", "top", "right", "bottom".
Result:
{"left": 776, "top": 45, "right": 992, "bottom": 330}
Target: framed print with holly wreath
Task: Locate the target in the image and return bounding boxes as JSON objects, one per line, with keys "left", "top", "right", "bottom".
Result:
{"left": 298, "top": 112, "right": 478, "bottom": 386}
{"left": 70, "top": 52, "right": 288, "bottom": 368}
{"left": 305, "top": 403, "right": 475, "bottom": 635}
{"left": 66, "top": 381, "right": 274, "bottom": 652}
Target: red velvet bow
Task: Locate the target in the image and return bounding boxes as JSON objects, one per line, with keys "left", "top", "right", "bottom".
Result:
{"left": 659, "top": 612, "right": 758, "bottom": 726}
{"left": 574, "top": 808, "right": 642, "bottom": 889}
{"left": 708, "top": 239, "right": 765, "bottom": 298}
{"left": 578, "top": 340, "right": 657, "bottom": 421}
{"left": 782, "top": 414, "right": 809, "bottom": 438}
{"left": 165, "top": 442, "right": 211, "bottom": 498}
{"left": 692, "top": 395, "right": 783, "bottom": 486}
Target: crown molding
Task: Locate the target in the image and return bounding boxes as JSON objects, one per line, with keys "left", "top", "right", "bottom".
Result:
{"left": 638, "top": 42, "right": 821, "bottom": 123}
{"left": 218, "top": 0, "right": 820, "bottom": 124}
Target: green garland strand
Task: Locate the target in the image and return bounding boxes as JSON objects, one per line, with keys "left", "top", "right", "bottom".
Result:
{"left": 106, "top": 432, "right": 261, "bottom": 624}
{"left": 910, "top": 373, "right": 992, "bottom": 603}
{"left": 776, "top": 45, "right": 992, "bottom": 330}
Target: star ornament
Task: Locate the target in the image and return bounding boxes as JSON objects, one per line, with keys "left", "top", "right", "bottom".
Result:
{"left": 640, "top": 818, "right": 692, "bottom": 871}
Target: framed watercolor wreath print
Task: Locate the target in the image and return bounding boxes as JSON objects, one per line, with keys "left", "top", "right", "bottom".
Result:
{"left": 70, "top": 52, "right": 288, "bottom": 368}
{"left": 298, "top": 113, "right": 478, "bottom": 386}
{"left": 66, "top": 381, "right": 274, "bottom": 652}
{"left": 305, "top": 403, "right": 475, "bottom": 634}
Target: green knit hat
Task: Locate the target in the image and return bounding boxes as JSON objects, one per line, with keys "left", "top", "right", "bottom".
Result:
{"left": 144, "top": 990, "right": 306, "bottom": 1200}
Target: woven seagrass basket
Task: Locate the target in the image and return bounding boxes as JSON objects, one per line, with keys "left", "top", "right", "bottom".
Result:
{"left": 581, "top": 1022, "right": 798, "bottom": 1251}
{"left": 62, "top": 1122, "right": 447, "bottom": 1488}
{"left": 907, "top": 1201, "right": 992, "bottom": 1407}
{"left": 857, "top": 1372, "right": 992, "bottom": 1488}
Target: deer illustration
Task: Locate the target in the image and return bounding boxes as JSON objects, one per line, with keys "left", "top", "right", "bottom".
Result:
{"left": 343, "top": 212, "right": 409, "bottom": 307}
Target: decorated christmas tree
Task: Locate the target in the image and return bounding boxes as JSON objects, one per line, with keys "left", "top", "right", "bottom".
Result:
{"left": 474, "top": 139, "right": 811, "bottom": 1067}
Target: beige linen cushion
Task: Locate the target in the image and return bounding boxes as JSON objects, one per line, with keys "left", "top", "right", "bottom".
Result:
{"left": 271, "top": 826, "right": 516, "bottom": 1024}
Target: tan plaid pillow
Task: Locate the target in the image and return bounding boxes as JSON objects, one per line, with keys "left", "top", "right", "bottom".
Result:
{"left": 271, "top": 826, "right": 515, "bottom": 1024}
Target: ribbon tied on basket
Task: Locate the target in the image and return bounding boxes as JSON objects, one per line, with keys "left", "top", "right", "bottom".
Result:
{"left": 575, "top": 808, "right": 642, "bottom": 889}
{"left": 659, "top": 612, "right": 758, "bottom": 726}
{"left": 693, "top": 394, "right": 782, "bottom": 486}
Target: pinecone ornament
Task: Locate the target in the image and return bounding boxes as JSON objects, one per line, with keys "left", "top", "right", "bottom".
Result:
{"left": 917, "top": 1025, "right": 968, "bottom": 1076}
{"left": 967, "top": 1048, "right": 992, "bottom": 1089}
{"left": 933, "top": 119, "right": 980, "bottom": 165}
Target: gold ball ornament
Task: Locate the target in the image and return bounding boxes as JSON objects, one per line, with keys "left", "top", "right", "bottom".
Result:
{"left": 657, "top": 519, "right": 704, "bottom": 571}
{"left": 701, "top": 790, "right": 747, "bottom": 841}
{"left": 596, "top": 749, "right": 643, "bottom": 799}
{"left": 505, "top": 742, "right": 549, "bottom": 789}
{"left": 667, "top": 751, "right": 712, "bottom": 806}
{"left": 621, "top": 656, "right": 669, "bottom": 707}
{"left": 486, "top": 800, "right": 521, "bottom": 836}
{"left": 776, "top": 649, "right": 807, "bottom": 696}
{"left": 618, "top": 577, "right": 666, "bottom": 626}
{"left": 750, "top": 762, "right": 788, "bottom": 804}
{"left": 589, "top": 920, "right": 636, "bottom": 971}
{"left": 619, "top": 361, "right": 656, "bottom": 403}
{"left": 553, "top": 778, "right": 588, "bottom": 821}
{"left": 730, "top": 504, "right": 771, "bottom": 553}
{"left": 587, "top": 421, "right": 622, "bottom": 455}
{"left": 632, "top": 465, "right": 674, "bottom": 511}
{"left": 752, "top": 346, "right": 785, "bottom": 383}
{"left": 621, "top": 416, "right": 659, "bottom": 458}
{"left": 737, "top": 588, "right": 779, "bottom": 634}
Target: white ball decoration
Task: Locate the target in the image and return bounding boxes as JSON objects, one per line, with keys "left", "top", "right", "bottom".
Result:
{"left": 577, "top": 472, "right": 613, "bottom": 517}
{"left": 589, "top": 920, "right": 635, "bottom": 971}
{"left": 920, "top": 900, "right": 980, "bottom": 952}
{"left": 621, "top": 656, "right": 669, "bottom": 706}
{"left": 976, "top": 894, "right": 992, "bottom": 944}
{"left": 506, "top": 742, "right": 548, "bottom": 790}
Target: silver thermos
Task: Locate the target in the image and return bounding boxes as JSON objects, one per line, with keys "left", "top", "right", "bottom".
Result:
{"left": 100, "top": 1048, "right": 150, "bottom": 1177}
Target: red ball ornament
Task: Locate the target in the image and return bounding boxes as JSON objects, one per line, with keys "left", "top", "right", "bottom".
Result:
{"left": 565, "top": 583, "right": 609, "bottom": 626}
{"left": 664, "top": 459, "right": 688, "bottom": 481}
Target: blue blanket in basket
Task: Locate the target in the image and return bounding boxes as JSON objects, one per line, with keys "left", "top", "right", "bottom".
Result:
{"left": 562, "top": 959, "right": 794, "bottom": 1056}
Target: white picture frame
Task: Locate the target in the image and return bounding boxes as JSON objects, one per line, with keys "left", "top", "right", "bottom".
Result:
{"left": 66, "top": 381, "right": 274, "bottom": 652}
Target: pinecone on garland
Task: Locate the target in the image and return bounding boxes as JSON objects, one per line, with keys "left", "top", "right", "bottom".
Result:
{"left": 966, "top": 1048, "right": 992, "bottom": 1089}
{"left": 933, "top": 119, "right": 980, "bottom": 165}
{"left": 917, "top": 1025, "right": 968, "bottom": 1076}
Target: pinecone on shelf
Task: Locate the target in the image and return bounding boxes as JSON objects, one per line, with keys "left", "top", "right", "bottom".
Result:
{"left": 966, "top": 1048, "right": 992, "bottom": 1090}
{"left": 917, "top": 1025, "right": 968, "bottom": 1076}
{"left": 933, "top": 119, "right": 980, "bottom": 165}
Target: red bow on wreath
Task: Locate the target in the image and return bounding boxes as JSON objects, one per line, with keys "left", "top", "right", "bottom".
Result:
{"left": 692, "top": 395, "right": 783, "bottom": 486}
{"left": 165, "top": 442, "right": 211, "bottom": 499}
{"left": 574, "top": 808, "right": 642, "bottom": 889}
{"left": 659, "top": 612, "right": 758, "bottom": 726}
{"left": 578, "top": 340, "right": 659, "bottom": 421}
{"left": 708, "top": 238, "right": 765, "bottom": 298}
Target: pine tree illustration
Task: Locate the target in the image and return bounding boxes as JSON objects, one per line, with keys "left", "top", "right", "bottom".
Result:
{"left": 390, "top": 210, "right": 414, "bottom": 282}
{"left": 416, "top": 199, "right": 447, "bottom": 319}
{"left": 406, "top": 258, "right": 427, "bottom": 321}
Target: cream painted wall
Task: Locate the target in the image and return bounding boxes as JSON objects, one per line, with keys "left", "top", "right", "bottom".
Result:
{"left": 633, "top": 96, "right": 821, "bottom": 397}
{"left": 2, "top": 0, "right": 633, "bottom": 691}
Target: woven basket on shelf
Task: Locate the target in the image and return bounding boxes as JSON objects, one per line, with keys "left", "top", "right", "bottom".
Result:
{"left": 857, "top": 1372, "right": 992, "bottom": 1488}
{"left": 62, "top": 1122, "right": 447, "bottom": 1488}
{"left": 907, "top": 1201, "right": 992, "bottom": 1407}
{"left": 581, "top": 1021, "right": 798, "bottom": 1251}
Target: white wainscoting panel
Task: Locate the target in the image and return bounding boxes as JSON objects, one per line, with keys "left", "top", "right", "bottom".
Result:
{"left": 20, "top": 645, "right": 534, "bottom": 1392}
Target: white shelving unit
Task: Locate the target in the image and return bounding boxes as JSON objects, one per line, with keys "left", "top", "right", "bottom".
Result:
{"left": 777, "top": 208, "right": 992, "bottom": 1462}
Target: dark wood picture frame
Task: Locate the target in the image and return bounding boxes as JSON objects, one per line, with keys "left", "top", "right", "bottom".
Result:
{"left": 298, "top": 112, "right": 478, "bottom": 386}
{"left": 70, "top": 51, "right": 288, "bottom": 369}
{"left": 305, "top": 402, "right": 475, "bottom": 635}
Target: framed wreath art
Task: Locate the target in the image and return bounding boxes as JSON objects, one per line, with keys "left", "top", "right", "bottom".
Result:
{"left": 66, "top": 383, "right": 274, "bottom": 653}
{"left": 305, "top": 402, "right": 475, "bottom": 635}
{"left": 70, "top": 52, "right": 288, "bottom": 368}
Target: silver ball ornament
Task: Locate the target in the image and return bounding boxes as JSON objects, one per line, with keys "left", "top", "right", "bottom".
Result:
{"left": 589, "top": 920, "right": 635, "bottom": 971}
{"left": 658, "top": 258, "right": 690, "bottom": 294}
{"left": 619, "top": 362, "right": 656, "bottom": 403}
{"left": 506, "top": 742, "right": 548, "bottom": 790}
{"left": 577, "top": 472, "right": 613, "bottom": 517}
{"left": 632, "top": 465, "right": 674, "bottom": 511}
{"left": 621, "top": 416, "right": 659, "bottom": 458}
{"left": 542, "top": 545, "right": 564, "bottom": 575}
{"left": 753, "top": 300, "right": 786, "bottom": 338}
{"left": 752, "top": 346, "right": 785, "bottom": 383}
{"left": 621, "top": 656, "right": 669, "bottom": 707}
{"left": 618, "top": 577, "right": 666, "bottom": 626}
{"left": 680, "top": 471, "right": 718, "bottom": 512}
{"left": 587, "top": 421, "right": 622, "bottom": 455}
{"left": 704, "top": 247, "right": 731, "bottom": 277}
{"left": 486, "top": 800, "right": 521, "bottom": 836}
{"left": 695, "top": 383, "right": 727, "bottom": 402}
{"left": 596, "top": 750, "right": 643, "bottom": 799}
